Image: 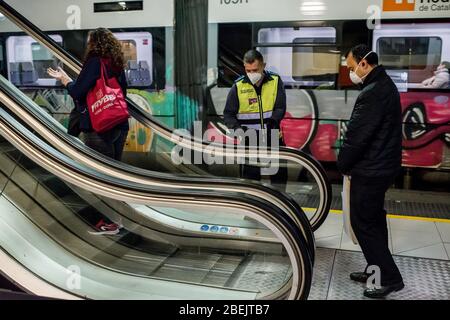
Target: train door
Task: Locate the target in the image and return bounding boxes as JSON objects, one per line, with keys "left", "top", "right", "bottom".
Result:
{"left": 258, "top": 26, "right": 339, "bottom": 87}
{"left": 254, "top": 26, "right": 346, "bottom": 160}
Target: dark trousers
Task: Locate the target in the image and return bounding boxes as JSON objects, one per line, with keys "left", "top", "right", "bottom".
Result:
{"left": 80, "top": 127, "right": 129, "bottom": 226}
{"left": 83, "top": 128, "right": 129, "bottom": 161}
{"left": 241, "top": 135, "right": 288, "bottom": 190}
{"left": 350, "top": 175, "right": 403, "bottom": 286}
{"left": 242, "top": 162, "right": 288, "bottom": 190}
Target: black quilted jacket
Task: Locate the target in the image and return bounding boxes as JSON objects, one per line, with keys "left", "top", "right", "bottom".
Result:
{"left": 337, "top": 65, "right": 402, "bottom": 178}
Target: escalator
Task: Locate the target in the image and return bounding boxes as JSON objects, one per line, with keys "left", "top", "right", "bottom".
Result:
{"left": 0, "top": 1, "right": 332, "bottom": 232}
{"left": 0, "top": 76, "right": 316, "bottom": 263}
{"left": 0, "top": 108, "right": 312, "bottom": 299}
{"left": 0, "top": 1, "right": 331, "bottom": 299}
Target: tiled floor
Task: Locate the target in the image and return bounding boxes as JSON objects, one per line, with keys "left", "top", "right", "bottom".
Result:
{"left": 315, "top": 212, "right": 450, "bottom": 261}
{"left": 310, "top": 248, "right": 450, "bottom": 300}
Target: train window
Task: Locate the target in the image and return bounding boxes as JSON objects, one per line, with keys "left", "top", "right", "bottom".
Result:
{"left": 31, "top": 42, "right": 61, "bottom": 80}
{"left": 121, "top": 40, "right": 137, "bottom": 62}
{"left": 6, "top": 35, "right": 63, "bottom": 86}
{"left": 378, "top": 37, "right": 442, "bottom": 71}
{"left": 257, "top": 27, "right": 338, "bottom": 88}
{"left": 378, "top": 37, "right": 444, "bottom": 88}
{"left": 292, "top": 46, "right": 340, "bottom": 84}
{"left": 258, "top": 27, "right": 336, "bottom": 44}
{"left": 112, "top": 32, "right": 153, "bottom": 87}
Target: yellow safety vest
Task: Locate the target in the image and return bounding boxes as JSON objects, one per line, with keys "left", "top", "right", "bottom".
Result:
{"left": 236, "top": 73, "right": 279, "bottom": 130}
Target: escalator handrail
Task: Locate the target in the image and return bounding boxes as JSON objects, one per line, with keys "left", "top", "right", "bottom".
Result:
{"left": 0, "top": 106, "right": 312, "bottom": 300}
{"left": 0, "top": 0, "right": 331, "bottom": 232}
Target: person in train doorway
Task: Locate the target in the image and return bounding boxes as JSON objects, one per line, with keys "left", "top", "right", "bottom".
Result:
{"left": 47, "top": 28, "right": 129, "bottom": 236}
{"left": 338, "top": 44, "right": 404, "bottom": 298}
{"left": 223, "top": 49, "right": 287, "bottom": 188}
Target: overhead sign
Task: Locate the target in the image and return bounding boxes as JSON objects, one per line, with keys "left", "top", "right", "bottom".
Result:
{"left": 208, "top": 0, "right": 450, "bottom": 23}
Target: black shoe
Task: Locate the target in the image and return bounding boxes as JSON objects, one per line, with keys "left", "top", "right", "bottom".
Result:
{"left": 363, "top": 282, "right": 405, "bottom": 299}
{"left": 350, "top": 272, "right": 370, "bottom": 283}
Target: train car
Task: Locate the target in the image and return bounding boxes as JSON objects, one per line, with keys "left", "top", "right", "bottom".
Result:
{"left": 206, "top": 0, "right": 450, "bottom": 185}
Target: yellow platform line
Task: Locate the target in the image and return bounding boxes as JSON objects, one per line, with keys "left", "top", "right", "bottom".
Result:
{"left": 304, "top": 208, "right": 450, "bottom": 224}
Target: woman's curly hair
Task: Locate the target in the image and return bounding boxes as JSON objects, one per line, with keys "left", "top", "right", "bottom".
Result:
{"left": 85, "top": 28, "right": 125, "bottom": 71}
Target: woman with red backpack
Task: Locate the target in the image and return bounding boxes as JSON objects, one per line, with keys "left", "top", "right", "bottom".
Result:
{"left": 48, "top": 27, "right": 130, "bottom": 161}
{"left": 48, "top": 28, "right": 130, "bottom": 235}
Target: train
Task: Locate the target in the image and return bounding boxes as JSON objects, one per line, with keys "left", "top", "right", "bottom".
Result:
{"left": 207, "top": 0, "right": 450, "bottom": 179}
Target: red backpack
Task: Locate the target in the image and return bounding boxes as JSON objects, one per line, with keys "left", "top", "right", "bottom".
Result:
{"left": 86, "top": 59, "right": 129, "bottom": 133}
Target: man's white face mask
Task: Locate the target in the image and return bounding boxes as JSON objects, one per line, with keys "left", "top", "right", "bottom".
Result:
{"left": 349, "top": 51, "right": 374, "bottom": 85}
{"left": 247, "top": 72, "right": 263, "bottom": 85}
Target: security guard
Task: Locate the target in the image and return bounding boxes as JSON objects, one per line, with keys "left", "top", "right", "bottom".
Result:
{"left": 224, "top": 49, "right": 286, "bottom": 135}
{"left": 224, "top": 49, "right": 287, "bottom": 184}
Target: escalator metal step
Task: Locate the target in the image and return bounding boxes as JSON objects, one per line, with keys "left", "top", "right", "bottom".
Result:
{"left": 201, "top": 255, "right": 245, "bottom": 287}
{"left": 228, "top": 254, "right": 292, "bottom": 294}
{"left": 150, "top": 251, "right": 223, "bottom": 283}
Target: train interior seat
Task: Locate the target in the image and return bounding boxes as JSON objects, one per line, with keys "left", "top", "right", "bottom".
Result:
{"left": 9, "top": 62, "right": 21, "bottom": 86}
{"left": 125, "top": 60, "right": 152, "bottom": 87}
{"left": 20, "top": 61, "right": 38, "bottom": 85}
{"left": 138, "top": 60, "right": 152, "bottom": 87}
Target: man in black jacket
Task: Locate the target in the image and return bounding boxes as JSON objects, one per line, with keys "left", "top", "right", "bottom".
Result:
{"left": 338, "top": 44, "right": 404, "bottom": 299}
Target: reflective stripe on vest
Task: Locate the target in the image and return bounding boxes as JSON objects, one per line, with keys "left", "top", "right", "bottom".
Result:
{"left": 237, "top": 111, "right": 273, "bottom": 120}
{"left": 236, "top": 75, "right": 279, "bottom": 129}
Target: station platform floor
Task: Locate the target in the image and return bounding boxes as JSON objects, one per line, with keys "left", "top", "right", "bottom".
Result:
{"left": 310, "top": 207, "right": 450, "bottom": 300}
{"left": 315, "top": 211, "right": 450, "bottom": 261}
{"left": 309, "top": 247, "right": 450, "bottom": 300}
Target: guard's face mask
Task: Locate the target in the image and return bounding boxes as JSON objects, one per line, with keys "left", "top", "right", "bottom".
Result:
{"left": 247, "top": 72, "right": 263, "bottom": 85}
{"left": 349, "top": 51, "right": 374, "bottom": 85}
{"left": 245, "top": 61, "right": 266, "bottom": 85}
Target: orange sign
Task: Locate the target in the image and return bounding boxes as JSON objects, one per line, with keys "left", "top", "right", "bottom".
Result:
{"left": 383, "top": 0, "right": 416, "bottom": 11}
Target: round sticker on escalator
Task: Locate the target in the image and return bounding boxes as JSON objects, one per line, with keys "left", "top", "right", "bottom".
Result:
{"left": 220, "top": 227, "right": 229, "bottom": 234}
{"left": 201, "top": 225, "right": 210, "bottom": 232}
{"left": 210, "top": 226, "right": 219, "bottom": 233}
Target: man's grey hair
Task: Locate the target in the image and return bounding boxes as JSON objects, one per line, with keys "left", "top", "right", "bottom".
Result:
{"left": 243, "top": 49, "right": 264, "bottom": 64}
